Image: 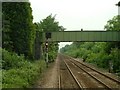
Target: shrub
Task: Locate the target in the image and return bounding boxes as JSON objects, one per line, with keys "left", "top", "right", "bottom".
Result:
{"left": 2, "top": 60, "right": 46, "bottom": 88}
{"left": 109, "top": 48, "right": 120, "bottom": 73}
{"left": 2, "top": 48, "right": 46, "bottom": 88}
{"left": 2, "top": 49, "right": 25, "bottom": 70}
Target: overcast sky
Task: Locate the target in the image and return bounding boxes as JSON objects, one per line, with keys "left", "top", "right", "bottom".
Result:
{"left": 29, "top": 0, "right": 119, "bottom": 49}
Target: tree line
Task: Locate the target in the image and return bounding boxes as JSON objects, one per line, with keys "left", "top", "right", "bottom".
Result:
{"left": 60, "top": 15, "right": 120, "bottom": 75}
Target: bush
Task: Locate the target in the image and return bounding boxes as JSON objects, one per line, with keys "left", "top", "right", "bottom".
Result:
{"left": 109, "top": 48, "right": 120, "bottom": 73}
{"left": 2, "top": 49, "right": 25, "bottom": 70}
{"left": 86, "top": 52, "right": 97, "bottom": 63}
{"left": 2, "top": 48, "right": 46, "bottom": 88}
{"left": 2, "top": 60, "right": 46, "bottom": 88}
{"left": 87, "top": 51, "right": 110, "bottom": 68}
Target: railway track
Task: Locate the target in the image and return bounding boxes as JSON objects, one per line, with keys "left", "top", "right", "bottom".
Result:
{"left": 68, "top": 55, "right": 120, "bottom": 84}
{"left": 58, "top": 54, "right": 83, "bottom": 89}
{"left": 59, "top": 54, "right": 120, "bottom": 89}
{"left": 73, "top": 59, "right": 120, "bottom": 84}
{"left": 64, "top": 60, "right": 83, "bottom": 89}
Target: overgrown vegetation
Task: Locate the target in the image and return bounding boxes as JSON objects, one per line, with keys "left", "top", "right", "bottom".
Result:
{"left": 2, "top": 48, "right": 46, "bottom": 88}
{"left": 2, "top": 2, "right": 63, "bottom": 88}
{"left": 60, "top": 15, "right": 120, "bottom": 75}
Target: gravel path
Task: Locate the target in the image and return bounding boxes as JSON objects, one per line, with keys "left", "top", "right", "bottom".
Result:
{"left": 34, "top": 57, "right": 60, "bottom": 88}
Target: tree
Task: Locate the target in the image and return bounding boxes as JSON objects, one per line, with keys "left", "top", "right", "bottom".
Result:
{"left": 104, "top": 15, "right": 120, "bottom": 73}
{"left": 72, "top": 42, "right": 84, "bottom": 48}
{"left": 40, "top": 14, "right": 65, "bottom": 32}
{"left": 104, "top": 15, "right": 120, "bottom": 31}
{"left": 2, "top": 13, "right": 12, "bottom": 51}
{"left": 2, "top": 2, "right": 35, "bottom": 58}
{"left": 104, "top": 15, "right": 120, "bottom": 54}
{"left": 40, "top": 14, "right": 65, "bottom": 62}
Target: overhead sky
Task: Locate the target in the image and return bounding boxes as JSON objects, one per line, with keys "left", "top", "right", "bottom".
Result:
{"left": 29, "top": 0, "right": 119, "bottom": 49}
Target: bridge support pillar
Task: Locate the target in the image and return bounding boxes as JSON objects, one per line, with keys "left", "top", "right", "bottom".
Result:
{"left": 34, "top": 31, "right": 43, "bottom": 60}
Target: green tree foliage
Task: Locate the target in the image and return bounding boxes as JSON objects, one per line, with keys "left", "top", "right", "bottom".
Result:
{"left": 104, "top": 15, "right": 120, "bottom": 73}
{"left": 2, "top": 2, "right": 35, "bottom": 58}
{"left": 104, "top": 15, "right": 120, "bottom": 31}
{"left": 2, "top": 14, "right": 12, "bottom": 51}
{"left": 60, "top": 42, "right": 111, "bottom": 69}
{"left": 72, "top": 42, "right": 84, "bottom": 48}
{"left": 40, "top": 14, "right": 65, "bottom": 32}
{"left": 38, "top": 14, "right": 65, "bottom": 62}
{"left": 60, "top": 44, "right": 71, "bottom": 53}
{"left": 109, "top": 48, "right": 120, "bottom": 73}
{"left": 104, "top": 15, "right": 120, "bottom": 54}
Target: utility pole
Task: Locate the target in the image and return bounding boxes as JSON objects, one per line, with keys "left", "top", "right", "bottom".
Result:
{"left": 116, "top": 1, "right": 120, "bottom": 15}
{"left": 45, "top": 41, "right": 48, "bottom": 67}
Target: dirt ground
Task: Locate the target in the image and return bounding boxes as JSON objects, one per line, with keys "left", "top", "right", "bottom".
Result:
{"left": 34, "top": 56, "right": 60, "bottom": 88}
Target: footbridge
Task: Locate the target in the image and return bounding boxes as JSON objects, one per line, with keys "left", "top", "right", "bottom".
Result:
{"left": 42, "top": 31, "right": 120, "bottom": 42}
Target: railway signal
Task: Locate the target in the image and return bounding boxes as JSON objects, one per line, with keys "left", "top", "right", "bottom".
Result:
{"left": 45, "top": 41, "right": 49, "bottom": 68}
{"left": 45, "top": 41, "right": 48, "bottom": 49}
{"left": 46, "top": 32, "right": 51, "bottom": 39}
{"left": 45, "top": 32, "right": 51, "bottom": 68}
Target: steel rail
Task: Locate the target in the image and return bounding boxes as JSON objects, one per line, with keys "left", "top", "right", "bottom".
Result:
{"left": 74, "top": 59, "right": 120, "bottom": 84}
{"left": 63, "top": 60, "right": 83, "bottom": 89}
{"left": 59, "top": 54, "right": 120, "bottom": 89}
{"left": 69, "top": 59, "right": 114, "bottom": 89}
{"left": 58, "top": 75, "right": 61, "bottom": 90}
{"left": 65, "top": 54, "right": 120, "bottom": 84}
